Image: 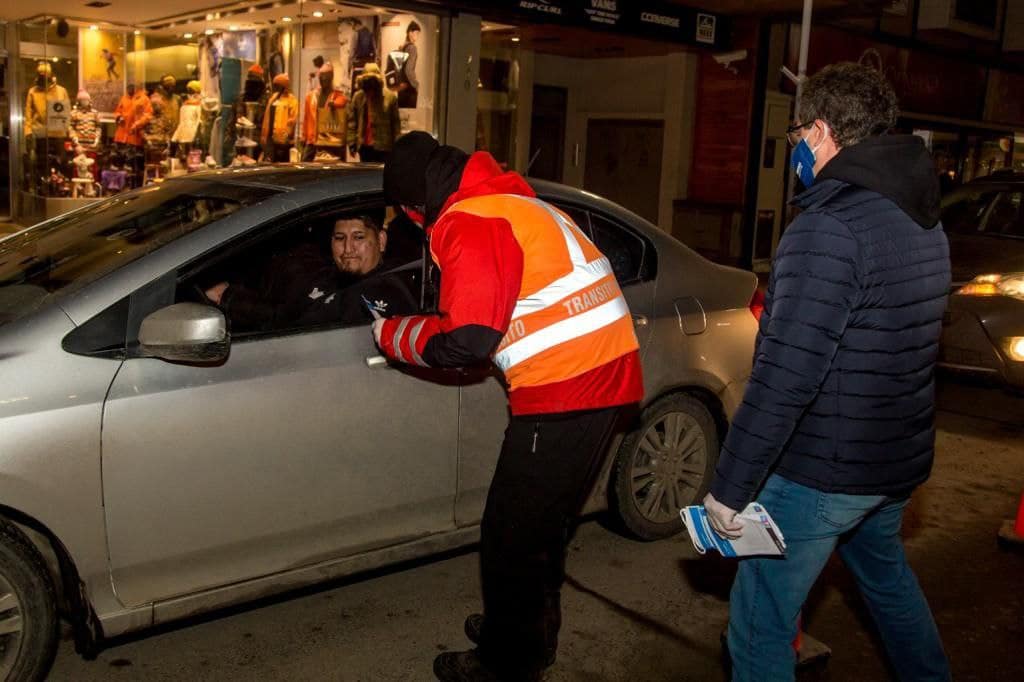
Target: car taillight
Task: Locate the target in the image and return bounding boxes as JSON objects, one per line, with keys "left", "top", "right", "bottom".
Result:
{"left": 749, "top": 287, "right": 766, "bottom": 321}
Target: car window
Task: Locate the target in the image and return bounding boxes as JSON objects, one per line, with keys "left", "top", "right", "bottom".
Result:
{"left": 981, "top": 191, "right": 1024, "bottom": 237}
{"left": 587, "top": 212, "right": 650, "bottom": 286}
{"left": 0, "top": 181, "right": 278, "bottom": 326}
{"left": 176, "top": 203, "right": 424, "bottom": 338}
{"left": 940, "top": 187, "right": 1000, "bottom": 234}
{"left": 556, "top": 205, "right": 591, "bottom": 233}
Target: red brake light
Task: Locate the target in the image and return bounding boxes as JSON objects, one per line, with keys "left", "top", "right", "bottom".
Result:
{"left": 749, "top": 287, "right": 766, "bottom": 321}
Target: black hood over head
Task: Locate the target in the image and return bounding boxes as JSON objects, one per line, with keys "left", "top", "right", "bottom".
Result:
{"left": 816, "top": 134, "right": 940, "bottom": 229}
{"left": 383, "top": 131, "right": 469, "bottom": 226}
{"left": 383, "top": 131, "right": 439, "bottom": 208}
{"left": 424, "top": 146, "right": 470, "bottom": 225}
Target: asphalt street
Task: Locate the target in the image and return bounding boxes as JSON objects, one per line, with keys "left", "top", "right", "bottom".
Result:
{"left": 49, "top": 376, "right": 1024, "bottom": 681}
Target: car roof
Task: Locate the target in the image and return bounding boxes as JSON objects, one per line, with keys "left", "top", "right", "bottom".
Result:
{"left": 170, "top": 162, "right": 383, "bottom": 190}
{"left": 169, "top": 163, "right": 654, "bottom": 228}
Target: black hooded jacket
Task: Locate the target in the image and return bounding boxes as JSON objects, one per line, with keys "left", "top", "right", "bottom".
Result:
{"left": 711, "top": 134, "right": 952, "bottom": 510}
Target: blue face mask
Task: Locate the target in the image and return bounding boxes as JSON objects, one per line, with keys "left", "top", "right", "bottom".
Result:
{"left": 790, "top": 123, "right": 828, "bottom": 188}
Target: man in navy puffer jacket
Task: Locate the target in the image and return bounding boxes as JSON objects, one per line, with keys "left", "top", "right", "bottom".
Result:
{"left": 705, "top": 62, "right": 951, "bottom": 681}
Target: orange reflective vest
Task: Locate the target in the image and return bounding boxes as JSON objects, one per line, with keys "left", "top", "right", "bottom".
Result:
{"left": 444, "top": 193, "right": 639, "bottom": 393}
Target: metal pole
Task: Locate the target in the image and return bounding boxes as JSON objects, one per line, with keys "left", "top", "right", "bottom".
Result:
{"left": 794, "top": 0, "right": 813, "bottom": 121}
{"left": 783, "top": 0, "right": 813, "bottom": 222}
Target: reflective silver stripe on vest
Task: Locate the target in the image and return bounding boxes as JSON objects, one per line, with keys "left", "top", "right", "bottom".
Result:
{"left": 454, "top": 194, "right": 627, "bottom": 372}
{"left": 408, "top": 319, "right": 428, "bottom": 367}
{"left": 494, "top": 295, "right": 630, "bottom": 371}
{"left": 392, "top": 317, "right": 411, "bottom": 364}
{"left": 511, "top": 256, "right": 615, "bottom": 320}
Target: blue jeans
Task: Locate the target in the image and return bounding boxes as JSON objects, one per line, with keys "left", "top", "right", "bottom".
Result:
{"left": 727, "top": 474, "right": 950, "bottom": 682}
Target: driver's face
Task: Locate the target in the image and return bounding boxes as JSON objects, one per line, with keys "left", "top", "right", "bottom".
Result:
{"left": 332, "top": 219, "right": 386, "bottom": 276}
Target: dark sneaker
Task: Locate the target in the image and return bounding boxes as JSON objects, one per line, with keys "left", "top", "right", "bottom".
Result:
{"left": 433, "top": 650, "right": 501, "bottom": 681}
{"left": 462, "top": 614, "right": 556, "bottom": 669}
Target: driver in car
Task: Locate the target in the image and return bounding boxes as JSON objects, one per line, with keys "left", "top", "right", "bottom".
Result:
{"left": 205, "top": 215, "right": 417, "bottom": 331}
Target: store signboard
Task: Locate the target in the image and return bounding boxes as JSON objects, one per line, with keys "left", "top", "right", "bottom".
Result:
{"left": 488, "top": 0, "right": 727, "bottom": 48}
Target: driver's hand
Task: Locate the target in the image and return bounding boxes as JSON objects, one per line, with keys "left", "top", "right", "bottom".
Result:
{"left": 205, "top": 282, "right": 230, "bottom": 305}
{"left": 372, "top": 317, "right": 386, "bottom": 348}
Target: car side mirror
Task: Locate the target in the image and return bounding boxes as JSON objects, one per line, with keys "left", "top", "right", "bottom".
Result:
{"left": 138, "top": 303, "right": 230, "bottom": 363}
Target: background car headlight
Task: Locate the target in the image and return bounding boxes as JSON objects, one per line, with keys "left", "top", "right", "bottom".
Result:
{"left": 957, "top": 273, "right": 1024, "bottom": 299}
{"left": 1007, "top": 337, "right": 1024, "bottom": 362}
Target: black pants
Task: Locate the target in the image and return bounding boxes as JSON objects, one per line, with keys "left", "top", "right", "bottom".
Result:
{"left": 478, "top": 406, "right": 624, "bottom": 678}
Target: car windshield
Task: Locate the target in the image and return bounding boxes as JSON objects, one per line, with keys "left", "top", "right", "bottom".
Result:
{"left": 0, "top": 181, "right": 280, "bottom": 325}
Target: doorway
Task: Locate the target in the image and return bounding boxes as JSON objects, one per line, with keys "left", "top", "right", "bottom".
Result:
{"left": 528, "top": 85, "right": 567, "bottom": 182}
{"left": 584, "top": 118, "right": 663, "bottom": 225}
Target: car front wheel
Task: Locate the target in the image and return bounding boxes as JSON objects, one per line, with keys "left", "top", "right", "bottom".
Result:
{"left": 0, "top": 521, "right": 59, "bottom": 682}
{"left": 611, "top": 394, "right": 719, "bottom": 540}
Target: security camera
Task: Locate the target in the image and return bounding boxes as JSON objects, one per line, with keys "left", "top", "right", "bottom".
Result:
{"left": 713, "top": 49, "right": 748, "bottom": 72}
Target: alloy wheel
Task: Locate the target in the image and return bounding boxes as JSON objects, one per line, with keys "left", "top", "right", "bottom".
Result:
{"left": 629, "top": 411, "right": 708, "bottom": 523}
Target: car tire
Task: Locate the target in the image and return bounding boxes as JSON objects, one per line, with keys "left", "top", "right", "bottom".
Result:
{"left": 611, "top": 394, "right": 719, "bottom": 541}
{"left": 0, "top": 520, "right": 59, "bottom": 682}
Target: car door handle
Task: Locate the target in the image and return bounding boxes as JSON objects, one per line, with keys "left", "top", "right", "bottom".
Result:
{"left": 631, "top": 314, "right": 649, "bottom": 327}
{"left": 365, "top": 355, "right": 390, "bottom": 369}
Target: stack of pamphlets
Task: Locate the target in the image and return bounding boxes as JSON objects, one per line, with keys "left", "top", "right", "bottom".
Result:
{"left": 680, "top": 502, "right": 786, "bottom": 557}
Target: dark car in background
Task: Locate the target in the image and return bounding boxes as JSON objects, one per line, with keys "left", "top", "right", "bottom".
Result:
{"left": 939, "top": 171, "right": 1024, "bottom": 388}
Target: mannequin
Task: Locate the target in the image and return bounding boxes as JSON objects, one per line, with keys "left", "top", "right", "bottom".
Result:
{"left": 70, "top": 90, "right": 101, "bottom": 150}
{"left": 144, "top": 97, "right": 174, "bottom": 180}
{"left": 114, "top": 83, "right": 153, "bottom": 147}
{"left": 152, "top": 74, "right": 181, "bottom": 133}
{"left": 301, "top": 62, "right": 348, "bottom": 161}
{"left": 260, "top": 73, "right": 298, "bottom": 163}
{"left": 171, "top": 80, "right": 203, "bottom": 161}
{"left": 114, "top": 83, "right": 153, "bottom": 183}
{"left": 24, "top": 62, "right": 71, "bottom": 192}
{"left": 390, "top": 20, "right": 420, "bottom": 109}
{"left": 348, "top": 63, "right": 400, "bottom": 163}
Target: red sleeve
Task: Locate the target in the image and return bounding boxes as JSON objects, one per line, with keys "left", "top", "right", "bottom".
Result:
{"left": 379, "top": 211, "right": 524, "bottom": 368}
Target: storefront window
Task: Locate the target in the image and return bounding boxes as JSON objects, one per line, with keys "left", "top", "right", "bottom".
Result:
{"left": 7, "top": 3, "right": 444, "bottom": 225}
{"left": 295, "top": 6, "right": 440, "bottom": 162}
{"left": 16, "top": 19, "right": 81, "bottom": 222}
{"left": 907, "top": 123, "right": 1015, "bottom": 195}
{"left": 963, "top": 134, "right": 1013, "bottom": 183}
{"left": 477, "top": 25, "right": 521, "bottom": 169}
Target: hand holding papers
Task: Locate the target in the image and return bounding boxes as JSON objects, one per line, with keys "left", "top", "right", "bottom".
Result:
{"left": 681, "top": 503, "right": 786, "bottom": 557}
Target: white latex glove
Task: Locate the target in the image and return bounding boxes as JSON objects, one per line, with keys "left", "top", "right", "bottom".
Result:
{"left": 704, "top": 492, "right": 744, "bottom": 540}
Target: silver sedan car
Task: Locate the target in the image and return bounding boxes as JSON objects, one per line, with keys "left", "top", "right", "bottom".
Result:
{"left": 0, "top": 165, "right": 757, "bottom": 679}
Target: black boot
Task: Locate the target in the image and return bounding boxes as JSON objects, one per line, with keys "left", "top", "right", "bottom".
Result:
{"left": 433, "top": 650, "right": 501, "bottom": 681}
{"left": 462, "top": 614, "right": 556, "bottom": 669}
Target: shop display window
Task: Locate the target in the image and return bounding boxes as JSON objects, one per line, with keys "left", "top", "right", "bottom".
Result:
{"left": 8, "top": 3, "right": 444, "bottom": 224}
{"left": 16, "top": 19, "right": 81, "bottom": 209}
{"left": 476, "top": 25, "right": 521, "bottom": 170}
